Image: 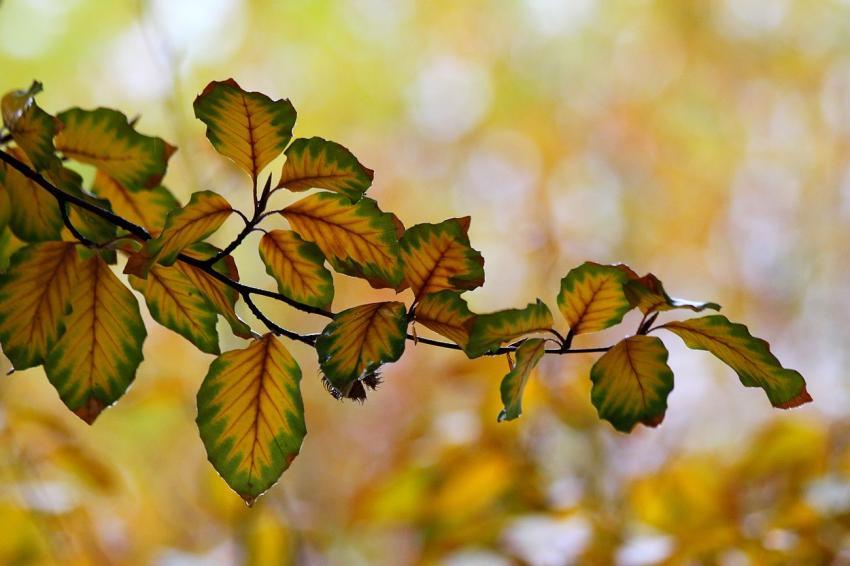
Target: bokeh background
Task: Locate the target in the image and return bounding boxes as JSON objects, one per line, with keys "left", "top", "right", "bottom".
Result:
{"left": 2, "top": 0, "right": 850, "bottom": 564}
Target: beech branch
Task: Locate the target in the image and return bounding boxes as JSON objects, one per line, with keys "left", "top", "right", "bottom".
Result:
{"left": 0, "top": 148, "right": 612, "bottom": 357}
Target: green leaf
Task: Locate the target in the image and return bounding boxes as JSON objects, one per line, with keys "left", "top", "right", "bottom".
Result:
{"left": 1, "top": 81, "right": 62, "bottom": 171}
{"left": 259, "top": 229, "right": 334, "bottom": 310}
{"left": 0, "top": 242, "right": 80, "bottom": 370}
{"left": 498, "top": 338, "right": 546, "bottom": 422}
{"left": 276, "top": 137, "right": 374, "bottom": 200}
{"left": 557, "top": 262, "right": 633, "bottom": 335}
{"left": 45, "top": 251, "right": 147, "bottom": 423}
{"left": 196, "top": 334, "right": 306, "bottom": 505}
{"left": 282, "top": 192, "right": 404, "bottom": 289}
{"left": 590, "top": 335, "right": 674, "bottom": 432}
{"left": 413, "top": 290, "right": 475, "bottom": 349}
{"left": 129, "top": 263, "right": 220, "bottom": 355}
{"left": 2, "top": 149, "right": 63, "bottom": 242}
{"left": 465, "top": 299, "right": 554, "bottom": 358}
{"left": 194, "top": 79, "right": 296, "bottom": 182}
{"left": 55, "top": 107, "right": 175, "bottom": 190}
{"left": 315, "top": 301, "right": 407, "bottom": 400}
{"left": 400, "top": 217, "right": 484, "bottom": 299}
{"left": 124, "top": 190, "right": 232, "bottom": 278}
{"left": 660, "top": 315, "right": 811, "bottom": 409}
{"left": 624, "top": 273, "right": 720, "bottom": 314}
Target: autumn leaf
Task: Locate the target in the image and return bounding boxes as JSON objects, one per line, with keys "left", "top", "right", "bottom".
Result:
{"left": 259, "top": 229, "right": 334, "bottom": 310}
{"left": 193, "top": 79, "right": 296, "bottom": 182}
{"left": 129, "top": 263, "right": 220, "bottom": 355}
{"left": 315, "top": 302, "right": 407, "bottom": 399}
{"left": 1, "top": 149, "right": 63, "bottom": 242}
{"left": 590, "top": 335, "right": 674, "bottom": 432}
{"left": 124, "top": 190, "right": 232, "bottom": 278}
{"left": 498, "top": 338, "right": 546, "bottom": 422}
{"left": 400, "top": 217, "right": 484, "bottom": 300}
{"left": 277, "top": 137, "right": 374, "bottom": 200}
{"left": 557, "top": 262, "right": 633, "bottom": 335}
{"left": 91, "top": 170, "right": 179, "bottom": 236}
{"left": 55, "top": 107, "right": 175, "bottom": 190}
{"left": 624, "top": 273, "right": 721, "bottom": 314}
{"left": 1, "top": 81, "right": 61, "bottom": 171}
{"left": 413, "top": 290, "right": 475, "bottom": 349}
{"left": 0, "top": 241, "right": 80, "bottom": 369}
{"left": 196, "top": 334, "right": 306, "bottom": 505}
{"left": 281, "top": 192, "right": 404, "bottom": 289}
{"left": 660, "top": 315, "right": 811, "bottom": 408}
{"left": 45, "top": 251, "right": 147, "bottom": 424}
{"left": 465, "top": 299, "right": 554, "bottom": 358}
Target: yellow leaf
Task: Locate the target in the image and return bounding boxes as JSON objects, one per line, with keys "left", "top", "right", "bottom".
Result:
{"left": 557, "top": 262, "right": 633, "bottom": 335}
{"left": 196, "top": 334, "right": 306, "bottom": 505}
{"left": 276, "top": 136, "right": 373, "bottom": 200}
{"left": 1, "top": 149, "right": 62, "bottom": 242}
{"left": 282, "top": 192, "right": 403, "bottom": 289}
{"left": 590, "top": 335, "right": 674, "bottom": 432}
{"left": 124, "top": 190, "right": 232, "bottom": 278}
{"left": 1, "top": 81, "right": 62, "bottom": 171}
{"left": 44, "top": 252, "right": 147, "bottom": 423}
{"left": 498, "top": 338, "right": 546, "bottom": 421}
{"left": 413, "top": 290, "right": 474, "bottom": 349}
{"left": 0, "top": 241, "right": 80, "bottom": 370}
{"left": 465, "top": 299, "right": 554, "bottom": 358}
{"left": 194, "top": 79, "right": 296, "bottom": 181}
{"left": 91, "top": 170, "right": 179, "bottom": 236}
{"left": 624, "top": 273, "right": 720, "bottom": 314}
{"left": 259, "top": 229, "right": 334, "bottom": 310}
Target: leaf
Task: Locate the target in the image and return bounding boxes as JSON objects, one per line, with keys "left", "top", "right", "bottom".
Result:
{"left": 281, "top": 192, "right": 404, "bottom": 289}
{"left": 276, "top": 137, "right": 373, "bottom": 200}
{"left": 129, "top": 263, "right": 220, "bottom": 354}
{"left": 196, "top": 334, "right": 306, "bottom": 505}
{"left": 91, "top": 170, "right": 179, "bottom": 236}
{"left": 590, "top": 335, "right": 674, "bottom": 432}
{"left": 124, "top": 190, "right": 232, "bottom": 277}
{"left": 1, "top": 149, "right": 63, "bottom": 242}
{"left": 179, "top": 244, "right": 253, "bottom": 340}
{"left": 1, "top": 81, "right": 62, "bottom": 171}
{"left": 624, "top": 273, "right": 721, "bottom": 314}
{"left": 44, "top": 252, "right": 147, "bottom": 423}
{"left": 0, "top": 178, "right": 10, "bottom": 234}
{"left": 413, "top": 290, "right": 475, "bottom": 349}
{"left": 46, "top": 162, "right": 118, "bottom": 254}
{"left": 0, "top": 242, "right": 80, "bottom": 369}
{"left": 315, "top": 302, "right": 407, "bottom": 399}
{"left": 400, "top": 217, "right": 484, "bottom": 300}
{"left": 557, "top": 262, "right": 633, "bottom": 335}
{"left": 259, "top": 229, "right": 333, "bottom": 310}
{"left": 465, "top": 299, "right": 554, "bottom": 358}
{"left": 660, "top": 315, "right": 811, "bottom": 408}
{"left": 193, "top": 79, "right": 296, "bottom": 181}
{"left": 54, "top": 107, "right": 175, "bottom": 190}
{"left": 498, "top": 338, "right": 546, "bottom": 422}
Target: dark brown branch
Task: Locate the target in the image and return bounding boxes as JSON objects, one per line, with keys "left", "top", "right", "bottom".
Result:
{"left": 0, "top": 148, "right": 614, "bottom": 357}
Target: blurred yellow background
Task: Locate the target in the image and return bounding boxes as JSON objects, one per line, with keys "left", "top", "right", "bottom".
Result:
{"left": 2, "top": 0, "right": 850, "bottom": 564}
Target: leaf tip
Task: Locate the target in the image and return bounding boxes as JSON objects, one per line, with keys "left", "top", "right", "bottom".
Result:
{"left": 776, "top": 387, "right": 813, "bottom": 409}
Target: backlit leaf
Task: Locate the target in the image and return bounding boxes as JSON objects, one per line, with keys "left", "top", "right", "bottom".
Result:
{"left": 47, "top": 162, "right": 118, "bottom": 253}
{"left": 498, "top": 338, "right": 546, "bottom": 422}
{"left": 44, "top": 252, "right": 146, "bottom": 423}
{"left": 660, "top": 315, "right": 811, "bottom": 408}
{"left": 281, "top": 192, "right": 404, "bottom": 289}
{"left": 259, "top": 229, "right": 333, "bottom": 310}
{"left": 0, "top": 182, "right": 9, "bottom": 233}
{"left": 129, "top": 264, "right": 220, "bottom": 355}
{"left": 400, "top": 217, "right": 484, "bottom": 299}
{"left": 0, "top": 242, "right": 80, "bottom": 369}
{"left": 590, "top": 335, "right": 674, "bottom": 432}
{"left": 196, "top": 334, "right": 306, "bottom": 505}
{"left": 557, "top": 262, "right": 633, "bottom": 335}
{"left": 1, "top": 150, "right": 62, "bottom": 242}
{"left": 624, "top": 273, "right": 721, "bottom": 314}
{"left": 1, "top": 81, "right": 61, "bottom": 171}
{"left": 413, "top": 290, "right": 474, "bottom": 349}
{"left": 124, "top": 190, "right": 232, "bottom": 278}
{"left": 91, "top": 170, "right": 179, "bottom": 236}
{"left": 277, "top": 137, "right": 373, "bottom": 200}
{"left": 465, "top": 299, "right": 554, "bottom": 358}
{"left": 55, "top": 107, "right": 175, "bottom": 190}
{"left": 193, "top": 79, "right": 296, "bottom": 181}
{"left": 315, "top": 301, "right": 407, "bottom": 399}
{"left": 180, "top": 244, "right": 253, "bottom": 340}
